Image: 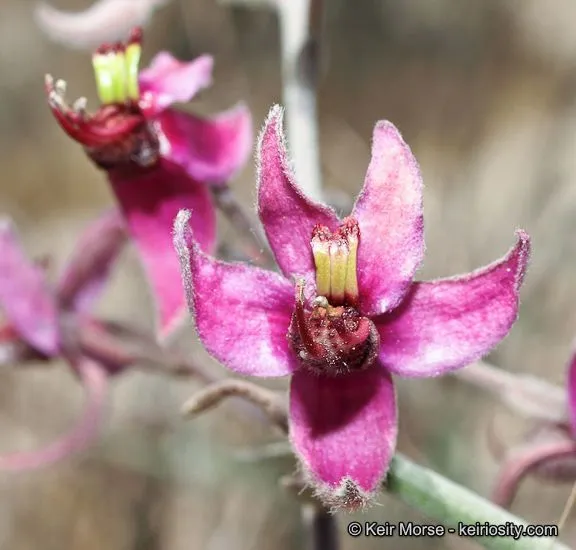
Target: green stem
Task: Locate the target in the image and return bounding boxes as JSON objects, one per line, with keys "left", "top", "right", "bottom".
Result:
{"left": 387, "top": 454, "right": 569, "bottom": 550}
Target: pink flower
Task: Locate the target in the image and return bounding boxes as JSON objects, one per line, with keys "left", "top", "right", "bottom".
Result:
{"left": 0, "top": 211, "right": 126, "bottom": 359}
{"left": 0, "top": 214, "right": 123, "bottom": 470}
{"left": 46, "top": 28, "right": 253, "bottom": 336}
{"left": 173, "top": 105, "right": 530, "bottom": 510}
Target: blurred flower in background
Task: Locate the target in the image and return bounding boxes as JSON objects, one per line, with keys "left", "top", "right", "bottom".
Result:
{"left": 46, "top": 28, "right": 252, "bottom": 336}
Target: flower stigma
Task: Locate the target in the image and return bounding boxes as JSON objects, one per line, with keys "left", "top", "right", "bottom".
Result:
{"left": 288, "top": 218, "right": 379, "bottom": 376}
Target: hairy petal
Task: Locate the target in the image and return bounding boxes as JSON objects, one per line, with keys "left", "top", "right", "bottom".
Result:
{"left": 0, "top": 218, "right": 59, "bottom": 355}
{"left": 352, "top": 121, "right": 424, "bottom": 316}
{"left": 158, "top": 104, "right": 252, "bottom": 185}
{"left": 376, "top": 231, "right": 530, "bottom": 377}
{"left": 0, "top": 358, "right": 108, "bottom": 471}
{"left": 35, "top": 0, "right": 168, "bottom": 50}
{"left": 174, "top": 209, "right": 297, "bottom": 377}
{"left": 289, "top": 367, "right": 397, "bottom": 511}
{"left": 139, "top": 53, "right": 213, "bottom": 116}
{"left": 57, "top": 209, "right": 127, "bottom": 313}
{"left": 257, "top": 105, "right": 340, "bottom": 279}
{"left": 109, "top": 160, "right": 216, "bottom": 337}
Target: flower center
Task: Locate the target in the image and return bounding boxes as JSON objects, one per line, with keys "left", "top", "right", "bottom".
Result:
{"left": 288, "top": 218, "right": 379, "bottom": 376}
{"left": 311, "top": 217, "right": 360, "bottom": 306}
{"left": 92, "top": 33, "right": 142, "bottom": 105}
{"left": 45, "top": 28, "right": 160, "bottom": 170}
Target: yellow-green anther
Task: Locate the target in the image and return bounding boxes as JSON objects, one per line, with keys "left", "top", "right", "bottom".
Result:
{"left": 124, "top": 42, "right": 141, "bottom": 100}
{"left": 311, "top": 232, "right": 331, "bottom": 297}
{"left": 110, "top": 51, "right": 128, "bottom": 103}
{"left": 310, "top": 219, "right": 361, "bottom": 307}
{"left": 344, "top": 230, "right": 359, "bottom": 304}
{"left": 329, "top": 241, "right": 348, "bottom": 305}
{"left": 92, "top": 53, "right": 116, "bottom": 104}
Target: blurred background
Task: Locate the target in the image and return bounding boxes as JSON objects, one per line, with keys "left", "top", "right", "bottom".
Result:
{"left": 2, "top": 0, "right": 576, "bottom": 548}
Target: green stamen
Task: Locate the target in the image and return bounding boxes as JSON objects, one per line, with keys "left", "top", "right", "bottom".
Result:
{"left": 110, "top": 51, "right": 128, "bottom": 103}
{"left": 92, "top": 52, "right": 116, "bottom": 104}
{"left": 309, "top": 219, "right": 360, "bottom": 307}
{"left": 329, "top": 241, "right": 348, "bottom": 305}
{"left": 311, "top": 232, "right": 331, "bottom": 297}
{"left": 124, "top": 42, "right": 141, "bottom": 100}
{"left": 92, "top": 41, "right": 141, "bottom": 105}
{"left": 344, "top": 228, "right": 359, "bottom": 305}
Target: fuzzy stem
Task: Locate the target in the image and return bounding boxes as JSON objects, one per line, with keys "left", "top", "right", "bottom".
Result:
{"left": 387, "top": 453, "right": 569, "bottom": 550}
{"left": 181, "top": 379, "right": 288, "bottom": 432}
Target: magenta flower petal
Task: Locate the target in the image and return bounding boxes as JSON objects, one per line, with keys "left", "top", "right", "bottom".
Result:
{"left": 0, "top": 218, "right": 60, "bottom": 356}
{"left": 139, "top": 52, "right": 213, "bottom": 116}
{"left": 289, "top": 366, "right": 397, "bottom": 510}
{"left": 567, "top": 347, "right": 576, "bottom": 436}
{"left": 257, "top": 105, "right": 340, "bottom": 279}
{"left": 0, "top": 358, "right": 107, "bottom": 471}
{"left": 109, "top": 161, "right": 216, "bottom": 336}
{"left": 158, "top": 104, "right": 252, "bottom": 185}
{"left": 174, "top": 209, "right": 298, "bottom": 377}
{"left": 351, "top": 121, "right": 424, "bottom": 316}
{"left": 376, "top": 231, "right": 530, "bottom": 377}
{"left": 56, "top": 209, "right": 127, "bottom": 313}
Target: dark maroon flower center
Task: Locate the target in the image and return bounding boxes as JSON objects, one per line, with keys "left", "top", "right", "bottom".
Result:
{"left": 45, "top": 28, "right": 160, "bottom": 170}
{"left": 288, "top": 218, "right": 379, "bottom": 376}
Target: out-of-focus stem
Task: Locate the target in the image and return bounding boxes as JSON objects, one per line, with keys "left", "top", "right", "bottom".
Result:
{"left": 217, "top": 0, "right": 325, "bottom": 201}
{"left": 277, "top": 0, "right": 323, "bottom": 201}
{"left": 211, "top": 185, "right": 275, "bottom": 267}
{"left": 302, "top": 504, "right": 339, "bottom": 550}
{"left": 452, "top": 361, "right": 568, "bottom": 424}
{"left": 78, "top": 320, "right": 220, "bottom": 383}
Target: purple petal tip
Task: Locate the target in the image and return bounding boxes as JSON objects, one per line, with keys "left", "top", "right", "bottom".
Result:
{"left": 172, "top": 208, "right": 195, "bottom": 313}
{"left": 512, "top": 229, "right": 531, "bottom": 291}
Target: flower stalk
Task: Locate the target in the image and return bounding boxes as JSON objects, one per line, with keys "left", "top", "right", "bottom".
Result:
{"left": 387, "top": 454, "right": 569, "bottom": 550}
